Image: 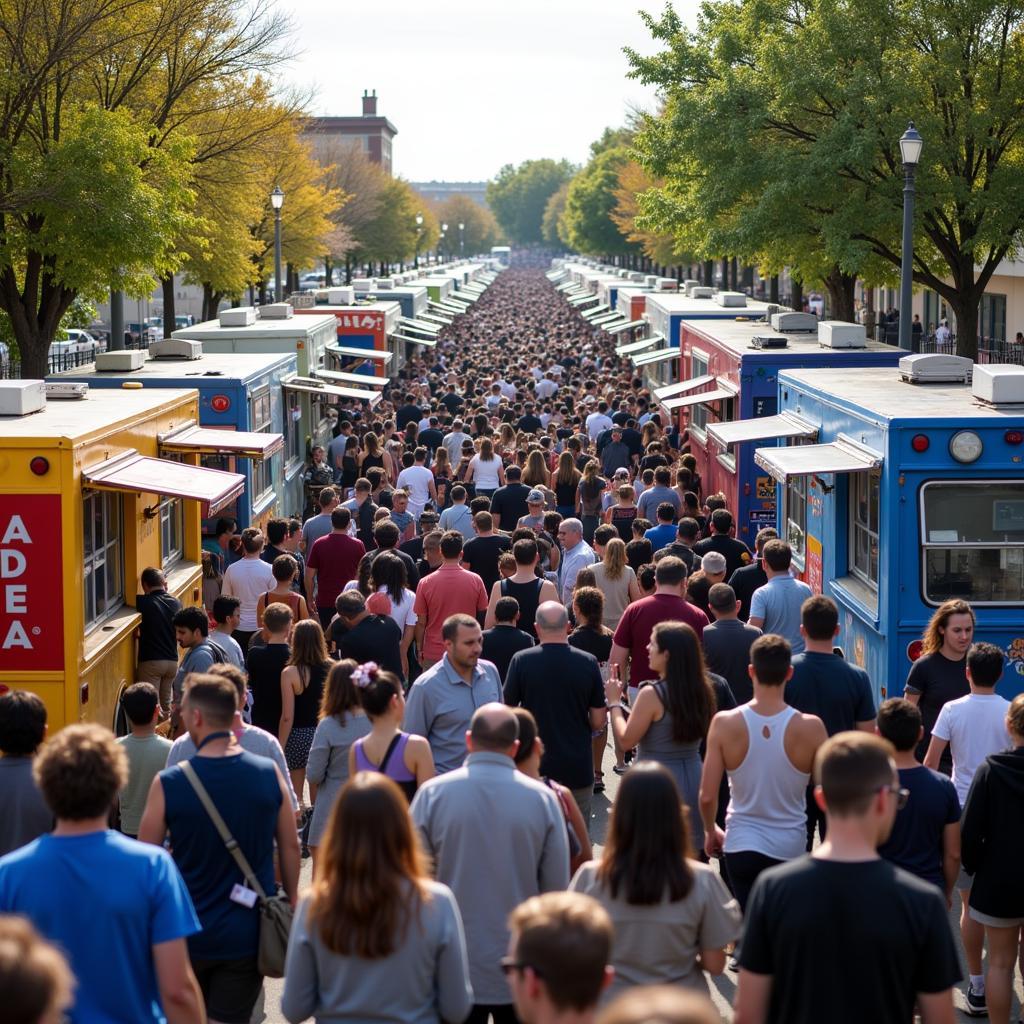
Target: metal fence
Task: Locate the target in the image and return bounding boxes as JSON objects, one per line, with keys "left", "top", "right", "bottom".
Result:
{"left": 0, "top": 338, "right": 153, "bottom": 380}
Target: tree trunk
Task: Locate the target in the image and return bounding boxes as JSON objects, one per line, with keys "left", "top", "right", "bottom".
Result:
{"left": 202, "top": 285, "right": 224, "bottom": 322}
{"left": 721, "top": 258, "right": 729, "bottom": 288}
{"left": 730, "top": 257, "right": 739, "bottom": 290}
{"left": 161, "top": 274, "right": 176, "bottom": 338}
{"left": 742, "top": 264, "right": 754, "bottom": 294}
{"left": 345, "top": 256, "right": 352, "bottom": 284}
{"left": 770, "top": 275, "right": 780, "bottom": 303}
{"left": 823, "top": 266, "right": 857, "bottom": 322}
{"left": 791, "top": 278, "right": 804, "bottom": 312}
{"left": 324, "top": 258, "right": 334, "bottom": 286}
{"left": 950, "top": 292, "right": 979, "bottom": 361}
{"left": 704, "top": 260, "right": 714, "bottom": 285}
{"left": 0, "top": 260, "right": 77, "bottom": 379}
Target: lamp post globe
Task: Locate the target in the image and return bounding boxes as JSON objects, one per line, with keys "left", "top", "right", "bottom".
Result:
{"left": 898, "top": 122, "right": 922, "bottom": 353}
{"left": 458, "top": 221, "right": 465, "bottom": 255}
{"left": 271, "top": 187, "right": 285, "bottom": 302}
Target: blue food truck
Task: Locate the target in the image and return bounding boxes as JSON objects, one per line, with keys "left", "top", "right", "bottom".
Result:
{"left": 52, "top": 348, "right": 296, "bottom": 529}
{"left": 753, "top": 356, "right": 1024, "bottom": 699}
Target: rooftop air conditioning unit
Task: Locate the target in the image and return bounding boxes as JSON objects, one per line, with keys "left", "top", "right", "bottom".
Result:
{"left": 44, "top": 381, "right": 89, "bottom": 399}
{"left": 682, "top": 279, "right": 700, "bottom": 293}
{"left": 972, "top": 364, "right": 1024, "bottom": 404}
{"left": 764, "top": 304, "right": 781, "bottom": 318}
{"left": 628, "top": 272, "right": 645, "bottom": 282}
{"left": 218, "top": 307, "right": 257, "bottom": 327}
{"left": 715, "top": 291, "right": 747, "bottom": 308}
{"left": 328, "top": 287, "right": 355, "bottom": 305}
{"left": 690, "top": 287, "right": 714, "bottom": 299}
{"left": 899, "top": 353, "right": 973, "bottom": 384}
{"left": 375, "top": 277, "right": 396, "bottom": 289}
{"left": 818, "top": 321, "right": 866, "bottom": 349}
{"left": 750, "top": 335, "right": 789, "bottom": 349}
{"left": 96, "top": 350, "right": 146, "bottom": 372}
{"left": 289, "top": 293, "right": 316, "bottom": 308}
{"left": 771, "top": 311, "right": 818, "bottom": 333}
{"left": 149, "top": 339, "right": 202, "bottom": 360}
{"left": 655, "top": 278, "right": 678, "bottom": 291}
{"left": 351, "top": 278, "right": 374, "bottom": 292}
{"left": 0, "top": 379, "right": 46, "bottom": 416}
{"left": 644, "top": 276, "right": 659, "bottom": 287}
{"left": 258, "top": 303, "right": 293, "bottom": 320}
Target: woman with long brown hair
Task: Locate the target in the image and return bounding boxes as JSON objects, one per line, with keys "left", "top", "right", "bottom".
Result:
{"left": 522, "top": 449, "right": 552, "bottom": 497}
{"left": 281, "top": 774, "right": 473, "bottom": 1024}
{"left": 358, "top": 431, "right": 395, "bottom": 484}
{"left": 550, "top": 449, "right": 582, "bottom": 519}
{"left": 569, "top": 762, "right": 739, "bottom": 1002}
{"left": 905, "top": 598, "right": 975, "bottom": 771}
{"left": 592, "top": 537, "right": 641, "bottom": 631}
{"left": 577, "top": 458, "right": 607, "bottom": 545}
{"left": 305, "top": 660, "right": 371, "bottom": 868}
{"left": 465, "top": 435, "right": 504, "bottom": 498}
{"left": 279, "top": 619, "right": 332, "bottom": 803}
{"left": 431, "top": 444, "right": 453, "bottom": 510}
{"left": 605, "top": 622, "right": 717, "bottom": 847}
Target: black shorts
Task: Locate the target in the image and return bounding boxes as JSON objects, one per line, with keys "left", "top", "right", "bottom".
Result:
{"left": 190, "top": 956, "right": 262, "bottom": 1024}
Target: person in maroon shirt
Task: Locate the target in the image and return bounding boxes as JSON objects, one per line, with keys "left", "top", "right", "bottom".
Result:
{"left": 610, "top": 556, "right": 708, "bottom": 689}
{"left": 305, "top": 507, "right": 366, "bottom": 630}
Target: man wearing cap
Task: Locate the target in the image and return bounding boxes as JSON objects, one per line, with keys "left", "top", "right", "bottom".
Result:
{"left": 600, "top": 428, "right": 631, "bottom": 478}
{"left": 518, "top": 490, "right": 548, "bottom": 531}
{"left": 400, "top": 509, "right": 440, "bottom": 563}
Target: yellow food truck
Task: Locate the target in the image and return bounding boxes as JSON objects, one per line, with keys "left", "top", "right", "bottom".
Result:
{"left": 0, "top": 380, "right": 269, "bottom": 731}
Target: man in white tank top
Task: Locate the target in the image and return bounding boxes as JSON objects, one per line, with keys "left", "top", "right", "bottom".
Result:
{"left": 699, "top": 634, "right": 827, "bottom": 912}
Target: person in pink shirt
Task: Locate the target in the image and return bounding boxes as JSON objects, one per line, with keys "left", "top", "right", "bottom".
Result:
{"left": 413, "top": 531, "right": 489, "bottom": 669}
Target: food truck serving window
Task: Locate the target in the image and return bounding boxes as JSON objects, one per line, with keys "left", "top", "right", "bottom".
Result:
{"left": 83, "top": 490, "right": 123, "bottom": 631}
{"left": 921, "top": 480, "right": 1024, "bottom": 605}
{"left": 850, "top": 471, "right": 880, "bottom": 590}
{"left": 785, "top": 476, "right": 808, "bottom": 566}
{"left": 249, "top": 388, "right": 275, "bottom": 506}
{"left": 161, "top": 499, "right": 183, "bottom": 570}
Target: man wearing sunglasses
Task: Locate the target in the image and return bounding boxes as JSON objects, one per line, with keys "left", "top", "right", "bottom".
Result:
{"left": 735, "top": 732, "right": 961, "bottom": 1024}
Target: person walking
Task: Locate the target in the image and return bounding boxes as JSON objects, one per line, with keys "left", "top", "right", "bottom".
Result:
{"left": 0, "top": 724, "right": 204, "bottom": 1024}
{"left": 244, "top": 602, "right": 292, "bottom": 737}
{"left": 116, "top": 683, "right": 172, "bottom": 840}
{"left": 961, "top": 694, "right": 1024, "bottom": 1024}
{"left": 411, "top": 704, "right": 570, "bottom": 1024}
{"left": 735, "top": 733, "right": 961, "bottom": 1024}
{"left": 254, "top": 556, "right": 308, "bottom": 636}
{"left": 439, "top": 484, "right": 476, "bottom": 540}
{"left": 570, "top": 763, "right": 740, "bottom": 1003}
{"left": 482, "top": 596, "right": 536, "bottom": 681}
{"left": 135, "top": 567, "right": 182, "bottom": 719}
{"left": 727, "top": 527, "right": 776, "bottom": 622}
{"left": 281, "top": 773, "right": 473, "bottom": 1024}
{"left": 463, "top": 510, "right": 513, "bottom": 594}
{"left": 305, "top": 659, "right": 372, "bottom": 870}
{"left": 404, "top": 614, "right": 504, "bottom": 774}
{"left": 221, "top": 528, "right": 275, "bottom": 652}
{"left": 170, "top": 606, "right": 225, "bottom": 728}
{"left": 466, "top": 436, "right": 505, "bottom": 498}
{"left": 279, "top": 619, "right": 332, "bottom": 805}
{"left": 699, "top": 635, "right": 827, "bottom": 912}
{"left": 702, "top": 583, "right": 762, "bottom": 705}
{"left": 747, "top": 540, "right": 812, "bottom": 653}
{"left": 206, "top": 595, "right": 245, "bottom": 666}
{"left": 557, "top": 518, "right": 597, "bottom": 604}
{"left": 485, "top": 538, "right": 559, "bottom": 638}
{"left": 504, "top": 601, "right": 608, "bottom": 829}
{"left": 0, "top": 691, "right": 52, "bottom": 857}
{"left": 591, "top": 536, "right": 640, "bottom": 632}
{"left": 606, "top": 622, "right": 717, "bottom": 848}
{"left": 139, "top": 673, "right": 299, "bottom": 1024}
{"left": 305, "top": 508, "right": 366, "bottom": 630}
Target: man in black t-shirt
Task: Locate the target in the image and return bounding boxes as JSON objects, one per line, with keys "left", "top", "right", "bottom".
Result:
{"left": 333, "top": 591, "right": 404, "bottom": 680}
{"left": 244, "top": 604, "right": 293, "bottom": 736}
{"left": 692, "top": 508, "right": 753, "bottom": 579}
{"left": 136, "top": 567, "right": 182, "bottom": 718}
{"left": 481, "top": 596, "right": 534, "bottom": 681}
{"left": 396, "top": 393, "right": 423, "bottom": 430}
{"left": 463, "top": 512, "right": 512, "bottom": 592}
{"left": 489, "top": 466, "right": 531, "bottom": 532}
{"left": 737, "top": 733, "right": 960, "bottom": 1024}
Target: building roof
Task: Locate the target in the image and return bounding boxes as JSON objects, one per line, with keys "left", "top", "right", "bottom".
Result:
{"left": 679, "top": 317, "right": 901, "bottom": 359}
{"left": 52, "top": 350, "right": 296, "bottom": 385}
{"left": 304, "top": 115, "right": 398, "bottom": 138}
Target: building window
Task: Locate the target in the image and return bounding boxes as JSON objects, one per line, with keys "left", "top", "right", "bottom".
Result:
{"left": 921, "top": 480, "right": 1024, "bottom": 605}
{"left": 850, "top": 470, "right": 880, "bottom": 589}
{"left": 83, "top": 490, "right": 124, "bottom": 630}
{"left": 285, "top": 388, "right": 303, "bottom": 465}
{"left": 785, "top": 475, "right": 808, "bottom": 565}
{"left": 980, "top": 293, "right": 1007, "bottom": 346}
{"left": 249, "top": 387, "right": 275, "bottom": 505}
{"left": 160, "top": 499, "right": 183, "bottom": 569}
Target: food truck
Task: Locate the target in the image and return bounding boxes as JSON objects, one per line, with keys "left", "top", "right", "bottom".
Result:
{"left": 172, "top": 307, "right": 380, "bottom": 462}
{"left": 352, "top": 278, "right": 429, "bottom": 320}
{"left": 52, "top": 348, "right": 297, "bottom": 527}
{"left": 295, "top": 295, "right": 404, "bottom": 374}
{"left": 662, "top": 315, "right": 905, "bottom": 543}
{"left": 751, "top": 358, "right": 1024, "bottom": 699}
{"left": 0, "top": 381, "right": 245, "bottom": 729}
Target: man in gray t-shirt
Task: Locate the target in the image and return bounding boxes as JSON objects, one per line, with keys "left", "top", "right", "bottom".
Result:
{"left": 300, "top": 487, "right": 339, "bottom": 553}
{"left": 0, "top": 691, "right": 52, "bottom": 856}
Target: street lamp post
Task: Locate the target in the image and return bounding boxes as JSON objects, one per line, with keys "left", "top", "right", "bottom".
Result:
{"left": 897, "top": 122, "right": 923, "bottom": 352}
{"left": 414, "top": 213, "right": 424, "bottom": 269}
{"left": 458, "top": 221, "right": 465, "bottom": 255}
{"left": 271, "top": 186, "right": 285, "bottom": 302}
{"left": 441, "top": 223, "right": 448, "bottom": 263}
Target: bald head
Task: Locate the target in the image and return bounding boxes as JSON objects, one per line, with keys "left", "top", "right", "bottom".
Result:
{"left": 535, "top": 601, "right": 569, "bottom": 641}
{"left": 468, "top": 702, "right": 520, "bottom": 755}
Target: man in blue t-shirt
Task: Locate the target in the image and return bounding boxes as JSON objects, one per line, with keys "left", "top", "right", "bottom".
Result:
{"left": 139, "top": 673, "right": 299, "bottom": 1024}
{"left": 643, "top": 502, "right": 679, "bottom": 553}
{"left": 0, "top": 723, "right": 202, "bottom": 1023}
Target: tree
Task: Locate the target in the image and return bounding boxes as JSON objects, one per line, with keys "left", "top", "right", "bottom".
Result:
{"left": 432, "top": 195, "right": 501, "bottom": 258}
{"left": 542, "top": 182, "right": 571, "bottom": 247}
{"left": 359, "top": 178, "right": 437, "bottom": 271}
{"left": 561, "top": 147, "right": 638, "bottom": 257}
{"left": 486, "top": 158, "right": 575, "bottom": 245}
{"left": 627, "top": 0, "right": 1024, "bottom": 356}
{"left": 610, "top": 160, "right": 684, "bottom": 266}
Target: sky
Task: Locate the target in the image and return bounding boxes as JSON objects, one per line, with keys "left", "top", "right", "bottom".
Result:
{"left": 283, "top": 1, "right": 700, "bottom": 182}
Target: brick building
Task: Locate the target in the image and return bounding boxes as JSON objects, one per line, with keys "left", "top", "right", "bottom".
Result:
{"left": 304, "top": 90, "right": 397, "bottom": 174}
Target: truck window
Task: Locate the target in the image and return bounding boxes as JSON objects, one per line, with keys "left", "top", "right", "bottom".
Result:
{"left": 850, "top": 470, "right": 880, "bottom": 589}
{"left": 921, "top": 480, "right": 1024, "bottom": 605}
{"left": 249, "top": 388, "right": 275, "bottom": 506}
{"left": 83, "top": 490, "right": 124, "bottom": 630}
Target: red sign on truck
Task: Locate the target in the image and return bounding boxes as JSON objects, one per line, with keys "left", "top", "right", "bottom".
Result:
{"left": 1, "top": 495, "right": 64, "bottom": 671}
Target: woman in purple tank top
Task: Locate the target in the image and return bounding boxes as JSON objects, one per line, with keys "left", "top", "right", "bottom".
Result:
{"left": 347, "top": 664, "right": 434, "bottom": 802}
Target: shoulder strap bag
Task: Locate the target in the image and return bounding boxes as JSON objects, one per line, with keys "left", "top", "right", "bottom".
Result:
{"left": 180, "top": 760, "right": 293, "bottom": 978}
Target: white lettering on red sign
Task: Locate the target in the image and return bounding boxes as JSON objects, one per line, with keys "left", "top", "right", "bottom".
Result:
{"left": 1, "top": 515, "right": 32, "bottom": 651}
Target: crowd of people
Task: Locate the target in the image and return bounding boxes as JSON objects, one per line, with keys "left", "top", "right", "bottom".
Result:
{"left": 1, "top": 260, "right": 1022, "bottom": 1024}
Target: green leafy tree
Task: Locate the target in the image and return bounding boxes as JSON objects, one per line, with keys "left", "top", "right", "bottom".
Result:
{"left": 562, "top": 147, "right": 638, "bottom": 257}
{"left": 486, "top": 158, "right": 575, "bottom": 245}
{"left": 432, "top": 195, "right": 501, "bottom": 258}
{"left": 627, "top": 0, "right": 1024, "bottom": 355}
{"left": 542, "top": 182, "right": 571, "bottom": 247}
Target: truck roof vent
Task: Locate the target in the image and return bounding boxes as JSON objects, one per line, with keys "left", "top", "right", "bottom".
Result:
{"left": 899, "top": 353, "right": 973, "bottom": 384}
{"left": 818, "top": 321, "right": 866, "bottom": 349}
{"left": 218, "top": 307, "right": 256, "bottom": 327}
{"left": 328, "top": 287, "right": 354, "bottom": 305}
{"left": 44, "top": 381, "right": 89, "bottom": 399}
{"left": 351, "top": 278, "right": 373, "bottom": 292}
{"left": 288, "top": 292, "right": 317, "bottom": 308}
{"left": 258, "top": 303, "right": 293, "bottom": 320}
{"left": 750, "top": 335, "right": 789, "bottom": 349}
{"left": 149, "top": 339, "right": 202, "bottom": 360}
{"left": 972, "top": 364, "right": 1024, "bottom": 404}
{"left": 689, "top": 286, "right": 714, "bottom": 299}
{"left": 0, "top": 379, "right": 46, "bottom": 416}
{"left": 95, "top": 350, "right": 146, "bottom": 372}
{"left": 715, "top": 291, "right": 747, "bottom": 308}
{"left": 770, "top": 311, "right": 817, "bottom": 333}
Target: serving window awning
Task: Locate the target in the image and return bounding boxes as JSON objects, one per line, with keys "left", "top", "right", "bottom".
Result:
{"left": 283, "top": 377, "right": 382, "bottom": 405}
{"left": 616, "top": 332, "right": 664, "bottom": 356}
{"left": 556, "top": 282, "right": 579, "bottom": 292}
{"left": 652, "top": 375, "right": 715, "bottom": 401}
{"left": 581, "top": 304, "right": 610, "bottom": 319}
{"left": 159, "top": 424, "right": 284, "bottom": 461}
{"left": 394, "top": 333, "right": 437, "bottom": 348}
{"left": 314, "top": 368, "right": 389, "bottom": 388}
{"left": 453, "top": 290, "right": 478, "bottom": 302}
{"left": 420, "top": 312, "right": 453, "bottom": 326}
{"left": 708, "top": 413, "right": 819, "bottom": 449}
{"left": 435, "top": 301, "right": 468, "bottom": 314}
{"left": 569, "top": 293, "right": 599, "bottom": 306}
{"left": 660, "top": 388, "right": 735, "bottom": 412}
{"left": 606, "top": 318, "right": 647, "bottom": 335}
{"left": 83, "top": 450, "right": 245, "bottom": 517}
{"left": 753, "top": 435, "right": 883, "bottom": 483}
{"left": 326, "top": 345, "right": 394, "bottom": 365}
{"left": 632, "top": 346, "right": 679, "bottom": 368}
{"left": 590, "top": 313, "right": 625, "bottom": 328}
{"left": 400, "top": 317, "right": 441, "bottom": 334}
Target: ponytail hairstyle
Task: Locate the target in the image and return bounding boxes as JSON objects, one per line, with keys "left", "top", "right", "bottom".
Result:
{"left": 352, "top": 662, "right": 404, "bottom": 718}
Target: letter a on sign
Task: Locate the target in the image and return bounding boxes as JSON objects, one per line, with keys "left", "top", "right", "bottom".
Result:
{"left": 0, "top": 495, "right": 63, "bottom": 672}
